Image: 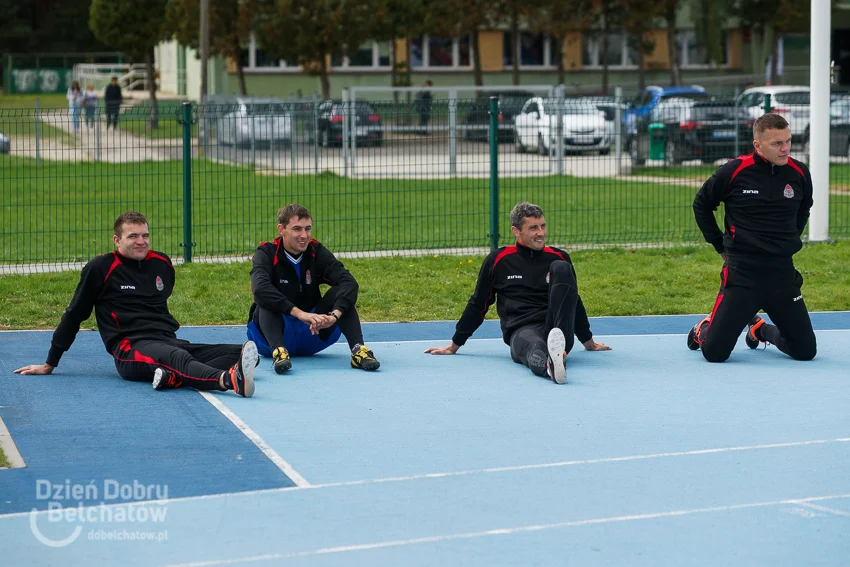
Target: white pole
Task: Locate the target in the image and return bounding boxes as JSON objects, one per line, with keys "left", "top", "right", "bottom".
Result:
{"left": 808, "top": 0, "right": 830, "bottom": 242}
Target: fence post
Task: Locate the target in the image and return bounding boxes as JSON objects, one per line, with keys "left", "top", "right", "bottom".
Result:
{"left": 342, "top": 88, "right": 349, "bottom": 177}
{"left": 313, "top": 93, "right": 319, "bottom": 175}
{"left": 35, "top": 98, "right": 41, "bottom": 165}
{"left": 180, "top": 102, "right": 194, "bottom": 263}
{"left": 488, "top": 96, "right": 500, "bottom": 251}
{"left": 734, "top": 88, "right": 741, "bottom": 157}
{"left": 614, "top": 86, "right": 623, "bottom": 175}
{"left": 555, "top": 85, "right": 565, "bottom": 175}
{"left": 763, "top": 93, "right": 772, "bottom": 114}
{"left": 449, "top": 89, "right": 457, "bottom": 176}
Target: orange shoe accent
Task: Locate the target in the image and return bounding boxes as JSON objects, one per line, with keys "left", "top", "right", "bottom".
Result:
{"left": 748, "top": 317, "right": 766, "bottom": 343}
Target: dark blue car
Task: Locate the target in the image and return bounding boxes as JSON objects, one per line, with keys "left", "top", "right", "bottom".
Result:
{"left": 623, "top": 85, "right": 709, "bottom": 136}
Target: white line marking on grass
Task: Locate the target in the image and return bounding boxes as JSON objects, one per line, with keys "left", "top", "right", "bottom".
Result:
{"left": 3, "top": 437, "right": 848, "bottom": 520}
{"left": 795, "top": 502, "right": 850, "bottom": 517}
{"left": 163, "top": 493, "right": 850, "bottom": 566}
{"left": 199, "top": 392, "right": 310, "bottom": 488}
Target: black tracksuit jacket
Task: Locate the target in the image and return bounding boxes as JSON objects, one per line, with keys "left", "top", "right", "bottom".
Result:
{"left": 47, "top": 250, "right": 179, "bottom": 367}
{"left": 693, "top": 152, "right": 814, "bottom": 259}
{"left": 452, "top": 243, "right": 592, "bottom": 346}
{"left": 249, "top": 237, "right": 358, "bottom": 319}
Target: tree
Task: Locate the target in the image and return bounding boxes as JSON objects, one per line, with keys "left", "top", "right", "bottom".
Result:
{"left": 622, "top": 0, "right": 664, "bottom": 91}
{"left": 692, "top": 0, "right": 730, "bottom": 69}
{"left": 254, "top": 0, "right": 380, "bottom": 100}
{"left": 371, "top": 0, "right": 427, "bottom": 106}
{"left": 492, "top": 0, "right": 536, "bottom": 86}
{"left": 90, "top": 0, "right": 168, "bottom": 128}
{"left": 164, "top": 0, "right": 254, "bottom": 95}
{"left": 527, "top": 0, "right": 593, "bottom": 87}
{"left": 0, "top": 0, "right": 32, "bottom": 54}
{"left": 426, "top": 0, "right": 494, "bottom": 87}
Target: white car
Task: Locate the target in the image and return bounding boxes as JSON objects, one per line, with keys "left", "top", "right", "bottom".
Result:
{"left": 514, "top": 97, "right": 613, "bottom": 155}
{"left": 216, "top": 98, "right": 293, "bottom": 147}
{"left": 738, "top": 86, "right": 809, "bottom": 139}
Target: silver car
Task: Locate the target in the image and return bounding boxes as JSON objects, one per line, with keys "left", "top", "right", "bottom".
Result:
{"left": 215, "top": 98, "right": 293, "bottom": 147}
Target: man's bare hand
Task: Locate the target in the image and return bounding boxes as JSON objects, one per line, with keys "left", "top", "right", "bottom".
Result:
{"left": 424, "top": 343, "right": 459, "bottom": 355}
{"left": 583, "top": 339, "right": 612, "bottom": 351}
{"left": 14, "top": 363, "right": 54, "bottom": 375}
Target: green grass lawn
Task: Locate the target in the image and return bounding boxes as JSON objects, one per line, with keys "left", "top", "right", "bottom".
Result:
{"left": 0, "top": 94, "right": 77, "bottom": 141}
{"left": 2, "top": 242, "right": 849, "bottom": 331}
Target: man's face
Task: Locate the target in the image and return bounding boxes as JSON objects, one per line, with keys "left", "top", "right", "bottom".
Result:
{"left": 279, "top": 216, "right": 312, "bottom": 255}
{"left": 114, "top": 222, "right": 150, "bottom": 261}
{"left": 512, "top": 215, "right": 547, "bottom": 251}
{"left": 754, "top": 127, "right": 792, "bottom": 166}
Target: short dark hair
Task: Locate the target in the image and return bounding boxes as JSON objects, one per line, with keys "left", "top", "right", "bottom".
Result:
{"left": 114, "top": 211, "right": 148, "bottom": 237}
{"left": 510, "top": 202, "right": 544, "bottom": 229}
{"left": 278, "top": 204, "right": 311, "bottom": 227}
{"left": 754, "top": 113, "right": 789, "bottom": 139}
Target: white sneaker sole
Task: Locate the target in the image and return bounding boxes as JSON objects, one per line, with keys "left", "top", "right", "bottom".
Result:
{"left": 547, "top": 328, "right": 567, "bottom": 385}
{"left": 240, "top": 341, "right": 258, "bottom": 398}
{"left": 152, "top": 367, "right": 163, "bottom": 390}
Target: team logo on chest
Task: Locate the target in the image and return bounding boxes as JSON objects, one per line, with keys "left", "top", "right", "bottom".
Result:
{"left": 783, "top": 184, "right": 794, "bottom": 198}
{"left": 305, "top": 270, "right": 312, "bottom": 285}
{"left": 155, "top": 275, "right": 164, "bottom": 291}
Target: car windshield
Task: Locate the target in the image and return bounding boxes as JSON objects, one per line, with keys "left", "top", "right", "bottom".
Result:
{"left": 690, "top": 104, "right": 749, "bottom": 120}
{"left": 245, "top": 103, "right": 287, "bottom": 115}
{"left": 773, "top": 92, "right": 809, "bottom": 105}
{"left": 544, "top": 101, "right": 599, "bottom": 115}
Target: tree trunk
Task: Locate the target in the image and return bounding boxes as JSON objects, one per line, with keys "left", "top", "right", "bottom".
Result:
{"left": 319, "top": 57, "right": 330, "bottom": 101}
{"left": 666, "top": 19, "right": 680, "bottom": 85}
{"left": 232, "top": 36, "right": 248, "bottom": 95}
{"left": 763, "top": 24, "right": 776, "bottom": 84}
{"left": 405, "top": 38, "right": 412, "bottom": 111}
{"left": 472, "top": 29, "right": 483, "bottom": 87}
{"left": 556, "top": 37, "right": 565, "bottom": 86}
{"left": 636, "top": 29, "right": 646, "bottom": 91}
{"left": 511, "top": 8, "right": 520, "bottom": 85}
{"left": 145, "top": 50, "right": 158, "bottom": 129}
{"left": 601, "top": 29, "right": 610, "bottom": 95}
{"left": 391, "top": 38, "right": 399, "bottom": 105}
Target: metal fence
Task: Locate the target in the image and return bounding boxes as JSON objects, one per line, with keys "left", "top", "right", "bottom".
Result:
{"left": 1, "top": 94, "right": 847, "bottom": 273}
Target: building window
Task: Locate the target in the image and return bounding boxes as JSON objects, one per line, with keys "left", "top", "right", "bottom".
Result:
{"left": 581, "top": 32, "right": 638, "bottom": 68}
{"left": 676, "top": 30, "right": 728, "bottom": 67}
{"left": 331, "top": 41, "right": 392, "bottom": 69}
{"left": 242, "top": 34, "right": 298, "bottom": 70}
{"left": 410, "top": 35, "right": 472, "bottom": 68}
{"left": 504, "top": 32, "right": 551, "bottom": 67}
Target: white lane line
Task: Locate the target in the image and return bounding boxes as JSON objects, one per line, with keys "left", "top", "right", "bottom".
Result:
{"left": 794, "top": 501, "right": 850, "bottom": 517}
{"left": 162, "top": 493, "right": 850, "bottom": 567}
{"left": 199, "top": 392, "right": 310, "bottom": 488}
{"left": 3, "top": 436, "right": 848, "bottom": 519}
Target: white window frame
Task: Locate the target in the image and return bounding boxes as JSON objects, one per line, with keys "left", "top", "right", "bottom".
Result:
{"left": 580, "top": 32, "right": 639, "bottom": 69}
{"left": 410, "top": 34, "right": 473, "bottom": 70}
{"left": 677, "top": 29, "right": 730, "bottom": 69}
{"left": 503, "top": 32, "right": 556, "bottom": 69}
{"left": 331, "top": 41, "right": 392, "bottom": 70}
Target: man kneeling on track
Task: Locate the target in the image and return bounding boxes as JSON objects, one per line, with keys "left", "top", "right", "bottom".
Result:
{"left": 14, "top": 211, "right": 259, "bottom": 397}
{"left": 687, "top": 113, "right": 817, "bottom": 362}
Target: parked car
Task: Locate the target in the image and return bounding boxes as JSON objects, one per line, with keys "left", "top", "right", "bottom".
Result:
{"left": 0, "top": 132, "right": 9, "bottom": 154}
{"left": 215, "top": 98, "right": 293, "bottom": 147}
{"left": 801, "top": 96, "right": 850, "bottom": 159}
{"left": 578, "top": 96, "right": 629, "bottom": 123}
{"left": 629, "top": 98, "right": 754, "bottom": 167}
{"left": 462, "top": 90, "right": 535, "bottom": 142}
{"left": 313, "top": 100, "right": 383, "bottom": 147}
{"left": 514, "top": 97, "right": 613, "bottom": 155}
{"left": 738, "top": 86, "right": 809, "bottom": 140}
{"left": 623, "top": 85, "right": 709, "bottom": 136}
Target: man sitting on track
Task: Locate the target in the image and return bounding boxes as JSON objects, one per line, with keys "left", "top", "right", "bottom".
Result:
{"left": 14, "top": 211, "right": 258, "bottom": 397}
{"left": 424, "top": 201, "right": 610, "bottom": 384}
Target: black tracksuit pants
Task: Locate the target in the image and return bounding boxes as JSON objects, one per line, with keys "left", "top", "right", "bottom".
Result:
{"left": 112, "top": 337, "right": 242, "bottom": 390}
{"left": 700, "top": 255, "right": 817, "bottom": 363}
{"left": 509, "top": 260, "right": 580, "bottom": 376}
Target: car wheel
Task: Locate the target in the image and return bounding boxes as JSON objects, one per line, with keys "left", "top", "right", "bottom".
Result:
{"left": 514, "top": 130, "right": 525, "bottom": 153}
{"left": 599, "top": 148, "right": 610, "bottom": 156}
{"left": 538, "top": 133, "right": 547, "bottom": 156}
{"left": 321, "top": 128, "right": 329, "bottom": 148}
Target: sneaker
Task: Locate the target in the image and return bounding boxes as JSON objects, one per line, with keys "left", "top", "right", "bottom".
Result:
{"left": 546, "top": 328, "right": 567, "bottom": 384}
{"left": 152, "top": 368, "right": 183, "bottom": 391}
{"left": 351, "top": 344, "right": 380, "bottom": 371}
{"left": 272, "top": 346, "right": 292, "bottom": 374}
{"left": 687, "top": 316, "right": 710, "bottom": 351}
{"left": 225, "top": 341, "right": 257, "bottom": 397}
{"left": 745, "top": 316, "right": 766, "bottom": 349}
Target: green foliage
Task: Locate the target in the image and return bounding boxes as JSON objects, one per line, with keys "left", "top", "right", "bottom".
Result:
{"left": 89, "top": 0, "right": 169, "bottom": 60}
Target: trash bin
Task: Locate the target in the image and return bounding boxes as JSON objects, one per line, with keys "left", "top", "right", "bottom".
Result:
{"left": 648, "top": 123, "right": 666, "bottom": 160}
